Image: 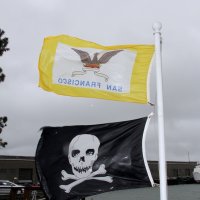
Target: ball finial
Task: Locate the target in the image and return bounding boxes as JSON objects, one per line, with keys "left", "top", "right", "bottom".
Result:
{"left": 153, "top": 22, "right": 162, "bottom": 32}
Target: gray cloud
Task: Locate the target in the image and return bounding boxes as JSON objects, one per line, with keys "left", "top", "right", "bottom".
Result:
{"left": 0, "top": 0, "right": 200, "bottom": 163}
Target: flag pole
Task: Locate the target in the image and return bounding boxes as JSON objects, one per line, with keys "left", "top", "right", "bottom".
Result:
{"left": 152, "top": 22, "right": 168, "bottom": 200}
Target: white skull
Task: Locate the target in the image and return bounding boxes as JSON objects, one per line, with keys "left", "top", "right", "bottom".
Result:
{"left": 68, "top": 134, "right": 100, "bottom": 178}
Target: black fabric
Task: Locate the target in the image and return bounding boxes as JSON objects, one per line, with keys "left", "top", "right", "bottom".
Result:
{"left": 35, "top": 117, "right": 151, "bottom": 200}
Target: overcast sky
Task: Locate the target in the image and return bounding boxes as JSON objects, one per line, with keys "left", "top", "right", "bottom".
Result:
{"left": 0, "top": 0, "right": 200, "bottom": 162}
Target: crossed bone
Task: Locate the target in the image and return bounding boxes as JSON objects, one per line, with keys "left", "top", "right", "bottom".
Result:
{"left": 59, "top": 164, "right": 113, "bottom": 193}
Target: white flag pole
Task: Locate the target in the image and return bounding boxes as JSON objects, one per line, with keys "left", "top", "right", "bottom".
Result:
{"left": 152, "top": 22, "right": 168, "bottom": 200}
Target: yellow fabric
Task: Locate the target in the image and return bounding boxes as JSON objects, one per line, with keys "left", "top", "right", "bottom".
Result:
{"left": 38, "top": 35, "right": 154, "bottom": 104}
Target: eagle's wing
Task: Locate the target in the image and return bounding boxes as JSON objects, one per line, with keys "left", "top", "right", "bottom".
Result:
{"left": 98, "top": 50, "right": 123, "bottom": 64}
{"left": 71, "top": 48, "right": 91, "bottom": 63}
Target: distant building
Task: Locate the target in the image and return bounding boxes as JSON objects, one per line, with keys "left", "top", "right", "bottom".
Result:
{"left": 0, "top": 155, "right": 37, "bottom": 184}
{"left": 0, "top": 155, "right": 197, "bottom": 184}
{"left": 149, "top": 160, "right": 197, "bottom": 183}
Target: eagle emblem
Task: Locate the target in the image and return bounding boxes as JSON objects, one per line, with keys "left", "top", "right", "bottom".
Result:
{"left": 71, "top": 48, "right": 123, "bottom": 82}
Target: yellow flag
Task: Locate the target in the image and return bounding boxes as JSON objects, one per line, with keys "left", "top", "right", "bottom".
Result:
{"left": 38, "top": 35, "right": 154, "bottom": 104}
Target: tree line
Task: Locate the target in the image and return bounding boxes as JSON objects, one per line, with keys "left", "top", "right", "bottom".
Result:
{"left": 0, "top": 28, "right": 9, "bottom": 148}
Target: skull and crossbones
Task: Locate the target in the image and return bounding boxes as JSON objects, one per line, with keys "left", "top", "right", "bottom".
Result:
{"left": 59, "top": 134, "right": 113, "bottom": 193}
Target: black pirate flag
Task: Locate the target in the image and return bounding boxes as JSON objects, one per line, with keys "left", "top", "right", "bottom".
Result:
{"left": 35, "top": 115, "right": 154, "bottom": 200}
